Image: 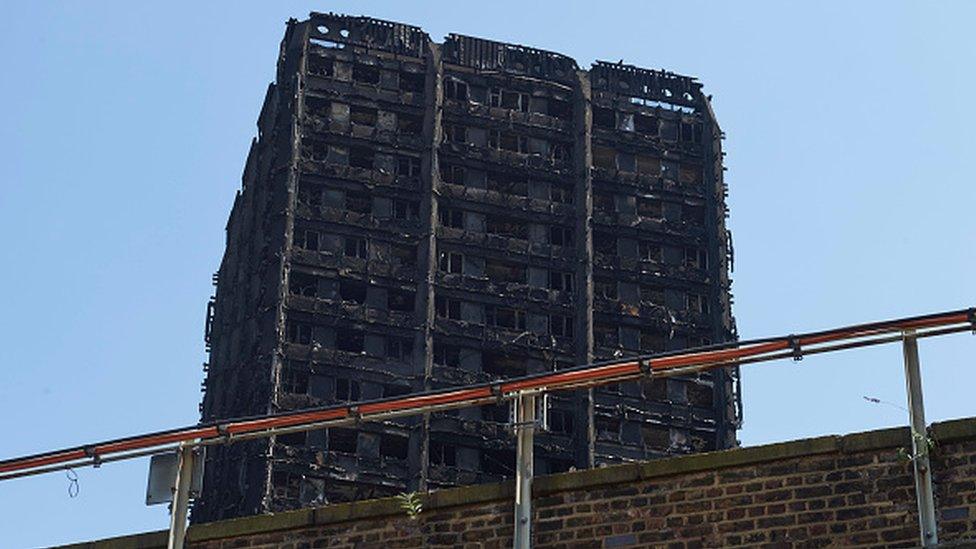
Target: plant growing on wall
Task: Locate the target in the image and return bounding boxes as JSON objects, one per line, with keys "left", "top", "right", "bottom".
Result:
{"left": 395, "top": 491, "right": 423, "bottom": 520}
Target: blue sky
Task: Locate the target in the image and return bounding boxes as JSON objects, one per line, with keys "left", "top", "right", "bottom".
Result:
{"left": 0, "top": 2, "right": 973, "bottom": 546}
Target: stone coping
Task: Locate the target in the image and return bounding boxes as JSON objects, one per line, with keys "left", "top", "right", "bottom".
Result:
{"left": 55, "top": 416, "right": 976, "bottom": 548}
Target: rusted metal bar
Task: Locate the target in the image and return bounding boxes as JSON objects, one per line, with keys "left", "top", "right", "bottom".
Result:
{"left": 0, "top": 307, "right": 972, "bottom": 480}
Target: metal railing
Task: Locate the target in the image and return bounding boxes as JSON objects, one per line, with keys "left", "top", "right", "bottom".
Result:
{"left": 2, "top": 307, "right": 973, "bottom": 548}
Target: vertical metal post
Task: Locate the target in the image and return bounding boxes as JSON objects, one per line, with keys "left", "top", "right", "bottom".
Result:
{"left": 513, "top": 393, "right": 536, "bottom": 549}
{"left": 903, "top": 330, "right": 938, "bottom": 547}
{"left": 168, "top": 444, "right": 194, "bottom": 549}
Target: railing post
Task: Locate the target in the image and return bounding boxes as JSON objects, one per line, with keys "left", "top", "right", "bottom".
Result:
{"left": 902, "top": 330, "right": 938, "bottom": 547}
{"left": 513, "top": 393, "right": 536, "bottom": 549}
{"left": 167, "top": 444, "right": 194, "bottom": 549}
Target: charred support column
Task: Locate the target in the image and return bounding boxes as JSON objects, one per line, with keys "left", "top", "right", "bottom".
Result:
{"left": 902, "top": 330, "right": 938, "bottom": 547}
{"left": 572, "top": 70, "right": 595, "bottom": 469}
{"left": 513, "top": 393, "right": 536, "bottom": 549}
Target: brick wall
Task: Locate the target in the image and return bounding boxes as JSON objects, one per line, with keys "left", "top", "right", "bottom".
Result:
{"left": 61, "top": 418, "right": 976, "bottom": 548}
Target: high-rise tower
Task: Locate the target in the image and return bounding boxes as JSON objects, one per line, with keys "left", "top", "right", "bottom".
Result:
{"left": 195, "top": 12, "right": 737, "bottom": 522}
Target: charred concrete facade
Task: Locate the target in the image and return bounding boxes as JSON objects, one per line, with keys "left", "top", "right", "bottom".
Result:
{"left": 195, "top": 13, "right": 738, "bottom": 523}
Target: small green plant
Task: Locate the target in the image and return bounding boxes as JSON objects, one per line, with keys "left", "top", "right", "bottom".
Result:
{"left": 396, "top": 491, "right": 423, "bottom": 520}
{"left": 897, "top": 429, "right": 937, "bottom": 464}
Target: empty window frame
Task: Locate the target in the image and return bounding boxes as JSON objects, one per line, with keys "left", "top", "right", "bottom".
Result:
{"left": 307, "top": 56, "right": 334, "bottom": 78}
{"left": 289, "top": 271, "right": 318, "bottom": 297}
{"left": 486, "top": 215, "right": 528, "bottom": 239}
{"left": 440, "top": 163, "right": 465, "bottom": 185}
{"left": 345, "top": 191, "right": 372, "bottom": 214}
{"left": 399, "top": 71, "right": 425, "bottom": 93}
{"left": 386, "top": 336, "right": 414, "bottom": 360}
{"left": 391, "top": 244, "right": 417, "bottom": 267}
{"left": 635, "top": 113, "right": 658, "bottom": 135}
{"left": 549, "top": 226, "right": 574, "bottom": 247}
{"left": 592, "top": 107, "right": 614, "bottom": 129}
{"left": 433, "top": 342, "right": 462, "bottom": 368}
{"left": 349, "top": 146, "right": 374, "bottom": 169}
{"left": 444, "top": 78, "right": 468, "bottom": 101}
{"left": 439, "top": 208, "right": 464, "bottom": 229}
{"left": 339, "top": 279, "right": 367, "bottom": 304}
{"left": 639, "top": 241, "right": 662, "bottom": 263}
{"left": 660, "top": 120, "right": 679, "bottom": 142}
{"left": 550, "top": 314, "right": 574, "bottom": 338}
{"left": 639, "top": 285, "right": 664, "bottom": 307}
{"left": 595, "top": 415, "right": 621, "bottom": 441}
{"left": 481, "top": 402, "right": 511, "bottom": 423}
{"left": 686, "top": 383, "right": 714, "bottom": 408}
{"left": 392, "top": 199, "right": 419, "bottom": 220}
{"left": 343, "top": 236, "right": 368, "bottom": 259}
{"left": 550, "top": 143, "right": 570, "bottom": 162}
{"left": 594, "top": 323, "right": 618, "bottom": 348}
{"left": 636, "top": 155, "right": 661, "bottom": 176}
{"left": 488, "top": 130, "right": 528, "bottom": 153}
{"left": 548, "top": 408, "right": 574, "bottom": 435}
{"left": 549, "top": 183, "right": 574, "bottom": 204}
{"left": 294, "top": 228, "right": 321, "bottom": 251}
{"left": 617, "top": 112, "right": 635, "bottom": 132}
{"left": 681, "top": 121, "right": 703, "bottom": 144}
{"left": 641, "top": 425, "right": 670, "bottom": 450}
{"left": 641, "top": 378, "right": 667, "bottom": 400}
{"left": 271, "top": 471, "right": 301, "bottom": 500}
{"left": 548, "top": 270, "right": 574, "bottom": 291}
{"left": 687, "top": 293, "right": 708, "bottom": 314}
{"left": 485, "top": 306, "right": 526, "bottom": 331}
{"left": 485, "top": 259, "right": 525, "bottom": 284}
{"left": 594, "top": 278, "right": 617, "bottom": 300}
{"left": 438, "top": 251, "right": 463, "bottom": 273}
{"left": 397, "top": 113, "right": 423, "bottom": 136}
{"left": 489, "top": 88, "right": 529, "bottom": 112}
{"left": 481, "top": 449, "right": 515, "bottom": 476}
{"left": 388, "top": 288, "right": 415, "bottom": 312}
{"left": 286, "top": 321, "right": 313, "bottom": 345}
{"left": 382, "top": 384, "right": 411, "bottom": 398}
{"left": 280, "top": 363, "right": 309, "bottom": 394}
{"left": 482, "top": 352, "right": 526, "bottom": 378}
{"left": 592, "top": 145, "right": 616, "bottom": 170}
{"left": 352, "top": 63, "right": 380, "bottom": 85}
{"left": 640, "top": 330, "right": 665, "bottom": 353}
{"left": 380, "top": 434, "right": 409, "bottom": 460}
{"left": 638, "top": 197, "right": 663, "bottom": 219}
{"left": 350, "top": 105, "right": 377, "bottom": 127}
{"left": 396, "top": 155, "right": 422, "bottom": 178}
{"left": 334, "top": 378, "right": 361, "bottom": 402}
{"left": 328, "top": 428, "right": 358, "bottom": 454}
{"left": 548, "top": 97, "right": 571, "bottom": 119}
{"left": 486, "top": 171, "right": 528, "bottom": 197}
{"left": 429, "top": 440, "right": 457, "bottom": 466}
{"left": 298, "top": 183, "right": 323, "bottom": 207}
{"left": 593, "top": 233, "right": 617, "bottom": 257}
{"left": 593, "top": 192, "right": 614, "bottom": 213}
{"left": 679, "top": 164, "right": 703, "bottom": 186}
{"left": 444, "top": 123, "right": 468, "bottom": 144}
{"left": 276, "top": 431, "right": 306, "bottom": 447}
{"left": 335, "top": 328, "right": 365, "bottom": 353}
{"left": 684, "top": 247, "right": 707, "bottom": 269}
{"left": 684, "top": 204, "right": 706, "bottom": 226}
{"left": 435, "top": 296, "right": 462, "bottom": 320}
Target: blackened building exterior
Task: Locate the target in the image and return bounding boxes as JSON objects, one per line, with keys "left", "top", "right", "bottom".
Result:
{"left": 194, "top": 12, "right": 738, "bottom": 522}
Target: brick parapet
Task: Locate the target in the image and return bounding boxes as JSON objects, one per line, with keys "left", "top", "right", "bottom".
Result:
{"left": 57, "top": 417, "right": 976, "bottom": 548}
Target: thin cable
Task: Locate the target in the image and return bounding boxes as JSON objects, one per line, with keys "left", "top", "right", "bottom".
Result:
{"left": 65, "top": 468, "right": 79, "bottom": 498}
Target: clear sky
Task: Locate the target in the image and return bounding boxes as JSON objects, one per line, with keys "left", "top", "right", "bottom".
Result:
{"left": 1, "top": 2, "right": 973, "bottom": 546}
